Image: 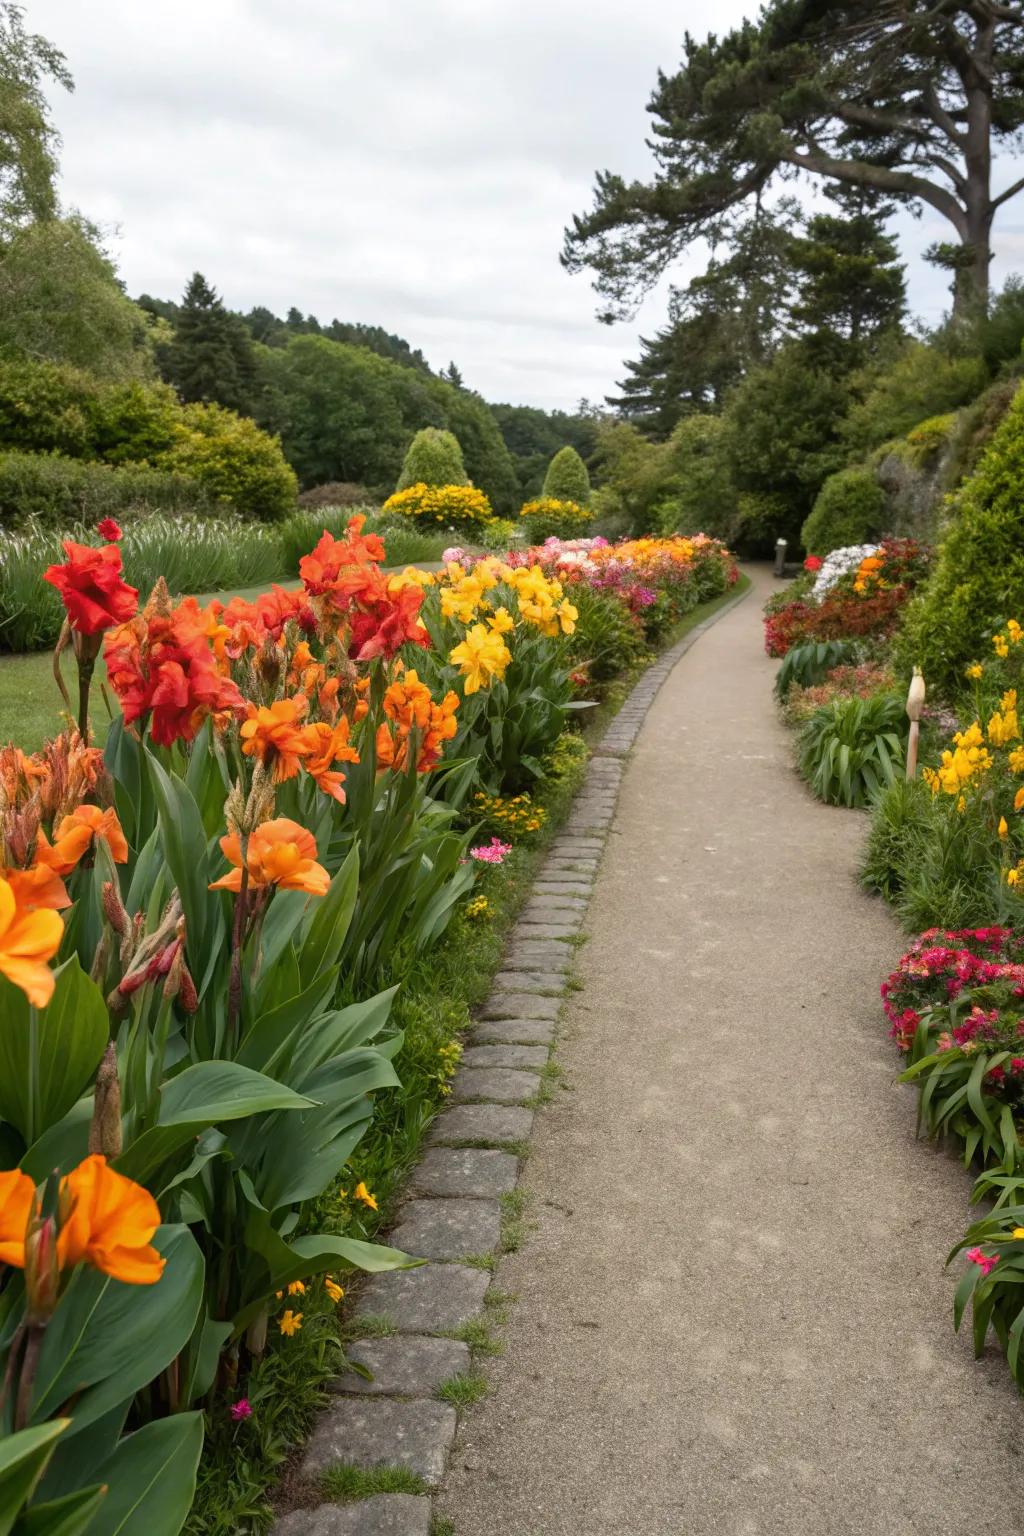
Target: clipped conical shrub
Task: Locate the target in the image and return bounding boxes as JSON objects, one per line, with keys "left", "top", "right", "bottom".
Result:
{"left": 542, "top": 444, "right": 591, "bottom": 506}
{"left": 396, "top": 427, "right": 468, "bottom": 491}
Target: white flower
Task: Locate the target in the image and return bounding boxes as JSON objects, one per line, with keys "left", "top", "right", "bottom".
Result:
{"left": 811, "top": 544, "right": 880, "bottom": 601}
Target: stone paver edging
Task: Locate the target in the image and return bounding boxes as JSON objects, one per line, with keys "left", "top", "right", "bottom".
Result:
{"left": 274, "top": 583, "right": 750, "bottom": 1534}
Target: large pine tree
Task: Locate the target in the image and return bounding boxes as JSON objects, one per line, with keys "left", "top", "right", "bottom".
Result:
{"left": 565, "top": 1, "right": 1024, "bottom": 319}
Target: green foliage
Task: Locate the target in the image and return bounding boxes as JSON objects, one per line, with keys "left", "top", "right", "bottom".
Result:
{"left": 773, "top": 639, "right": 857, "bottom": 699}
{"left": 0, "top": 218, "right": 153, "bottom": 381}
{"left": 0, "top": 2, "right": 73, "bottom": 236}
{"left": 0, "top": 359, "right": 296, "bottom": 521}
{"left": 253, "top": 335, "right": 518, "bottom": 512}
{"left": 720, "top": 344, "right": 850, "bottom": 549}
{"left": 160, "top": 273, "right": 256, "bottom": 416}
{"left": 652, "top": 415, "right": 738, "bottom": 539}
{"left": 320, "top": 1466, "right": 428, "bottom": 1502}
{"left": 169, "top": 402, "right": 297, "bottom": 522}
{"left": 797, "top": 692, "right": 906, "bottom": 807}
{"left": 787, "top": 205, "right": 905, "bottom": 366}
{"left": 843, "top": 342, "right": 989, "bottom": 455}
{"left": 894, "top": 383, "right": 1024, "bottom": 695}
{"left": 566, "top": 585, "right": 649, "bottom": 686}
{"left": 0, "top": 452, "right": 217, "bottom": 530}
{"left": 490, "top": 401, "right": 600, "bottom": 500}
{"left": 542, "top": 445, "right": 590, "bottom": 506}
{"left": 860, "top": 776, "right": 935, "bottom": 902}
{"left": 611, "top": 205, "right": 798, "bottom": 435}
{"left": 801, "top": 467, "right": 886, "bottom": 555}
{"left": 396, "top": 427, "right": 467, "bottom": 491}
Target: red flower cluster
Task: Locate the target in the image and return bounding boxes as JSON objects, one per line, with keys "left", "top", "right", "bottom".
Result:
{"left": 803, "top": 555, "right": 823, "bottom": 572}
{"left": 44, "top": 540, "right": 138, "bottom": 635}
{"left": 299, "top": 522, "right": 429, "bottom": 661}
{"left": 105, "top": 599, "right": 243, "bottom": 747}
{"left": 881, "top": 927, "right": 1024, "bottom": 1049}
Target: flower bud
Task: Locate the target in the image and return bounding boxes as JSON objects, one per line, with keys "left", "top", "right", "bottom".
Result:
{"left": 102, "top": 878, "right": 130, "bottom": 937}
{"left": 24, "top": 1206, "right": 59, "bottom": 1323}
{"left": 88, "top": 1042, "right": 122, "bottom": 1159}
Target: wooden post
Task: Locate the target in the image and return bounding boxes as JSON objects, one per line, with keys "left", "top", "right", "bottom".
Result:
{"left": 906, "top": 667, "right": 925, "bottom": 780}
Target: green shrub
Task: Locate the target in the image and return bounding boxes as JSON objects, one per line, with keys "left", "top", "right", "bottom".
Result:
{"left": 542, "top": 445, "right": 591, "bottom": 506}
{"left": 297, "top": 481, "right": 374, "bottom": 508}
{"left": 0, "top": 357, "right": 98, "bottom": 456}
{"left": 843, "top": 342, "right": 989, "bottom": 454}
{"left": 396, "top": 427, "right": 468, "bottom": 491}
{"left": 801, "top": 467, "right": 886, "bottom": 554}
{"left": 518, "top": 496, "right": 593, "bottom": 542}
{"left": 892, "top": 795, "right": 1004, "bottom": 932}
{"left": 797, "top": 692, "right": 906, "bottom": 806}
{"left": 382, "top": 482, "right": 493, "bottom": 532}
{"left": 894, "top": 383, "right": 1024, "bottom": 695}
{"left": 904, "top": 412, "right": 957, "bottom": 466}
{"left": 0, "top": 451, "right": 217, "bottom": 529}
{"left": 566, "top": 585, "right": 648, "bottom": 684}
{"left": 169, "top": 401, "right": 298, "bottom": 520}
{"left": 0, "top": 357, "right": 297, "bottom": 521}
{"left": 773, "top": 638, "right": 858, "bottom": 698}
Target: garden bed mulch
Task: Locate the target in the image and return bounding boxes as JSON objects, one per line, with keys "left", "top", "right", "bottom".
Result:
{"left": 268, "top": 583, "right": 752, "bottom": 1536}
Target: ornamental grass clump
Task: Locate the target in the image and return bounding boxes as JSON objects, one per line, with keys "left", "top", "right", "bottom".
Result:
{"left": 797, "top": 691, "right": 906, "bottom": 807}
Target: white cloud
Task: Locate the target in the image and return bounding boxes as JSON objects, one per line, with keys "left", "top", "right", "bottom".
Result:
{"left": 28, "top": 0, "right": 1024, "bottom": 409}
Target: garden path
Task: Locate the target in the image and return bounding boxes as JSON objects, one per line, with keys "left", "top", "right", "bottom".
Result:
{"left": 437, "top": 565, "right": 1024, "bottom": 1536}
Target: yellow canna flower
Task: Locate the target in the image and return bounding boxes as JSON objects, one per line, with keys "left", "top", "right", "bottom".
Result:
{"left": 279, "top": 1309, "right": 303, "bottom": 1336}
{"left": 1013, "top": 1227, "right": 1024, "bottom": 1239}
{"left": 287, "top": 1280, "right": 306, "bottom": 1296}
{"left": 966, "top": 663, "right": 984, "bottom": 680}
{"left": 325, "top": 1275, "right": 344, "bottom": 1304}
{"left": 354, "top": 1181, "right": 378, "bottom": 1211}
{"left": 999, "top": 816, "right": 1009, "bottom": 839}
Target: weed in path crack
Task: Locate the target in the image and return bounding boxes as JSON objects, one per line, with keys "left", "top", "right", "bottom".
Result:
{"left": 321, "top": 1465, "right": 428, "bottom": 1501}
{"left": 437, "top": 1371, "right": 489, "bottom": 1408}
{"left": 431, "top": 1519, "right": 456, "bottom": 1536}
{"left": 460, "top": 1252, "right": 497, "bottom": 1272}
{"left": 448, "top": 1319, "right": 504, "bottom": 1356}
{"left": 341, "top": 1314, "right": 396, "bottom": 1341}
{"left": 500, "top": 1189, "right": 532, "bottom": 1253}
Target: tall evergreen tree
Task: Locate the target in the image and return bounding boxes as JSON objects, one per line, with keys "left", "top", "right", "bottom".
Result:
{"left": 163, "top": 272, "right": 256, "bottom": 415}
{"left": 787, "top": 193, "right": 906, "bottom": 362}
{"left": 611, "top": 203, "right": 797, "bottom": 436}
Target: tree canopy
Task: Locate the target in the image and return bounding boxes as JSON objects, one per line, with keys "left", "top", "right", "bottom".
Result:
{"left": 0, "top": 2, "right": 72, "bottom": 238}
{"left": 159, "top": 271, "right": 257, "bottom": 415}
{"left": 564, "top": 1, "right": 1024, "bottom": 317}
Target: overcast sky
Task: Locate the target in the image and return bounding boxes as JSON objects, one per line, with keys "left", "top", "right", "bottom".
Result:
{"left": 29, "top": 0, "right": 1024, "bottom": 411}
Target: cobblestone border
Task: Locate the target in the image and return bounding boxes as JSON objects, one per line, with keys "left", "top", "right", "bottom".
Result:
{"left": 273, "top": 582, "right": 750, "bottom": 1536}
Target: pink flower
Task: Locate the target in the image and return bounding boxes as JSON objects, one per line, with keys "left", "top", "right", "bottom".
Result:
{"left": 966, "top": 1246, "right": 999, "bottom": 1277}
{"left": 470, "top": 837, "right": 512, "bottom": 865}
{"left": 230, "top": 1398, "right": 252, "bottom": 1421}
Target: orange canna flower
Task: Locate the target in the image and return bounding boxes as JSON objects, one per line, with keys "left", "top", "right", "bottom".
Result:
{"left": 240, "top": 697, "right": 311, "bottom": 782}
{"left": 299, "top": 718, "right": 360, "bottom": 803}
{"left": 0, "top": 872, "right": 64, "bottom": 1006}
{"left": 0, "top": 1168, "right": 34, "bottom": 1266}
{"left": 57, "top": 1155, "right": 165, "bottom": 1285}
{"left": 35, "top": 804, "right": 129, "bottom": 877}
{"left": 210, "top": 818, "right": 330, "bottom": 896}
{"left": 6, "top": 864, "right": 71, "bottom": 914}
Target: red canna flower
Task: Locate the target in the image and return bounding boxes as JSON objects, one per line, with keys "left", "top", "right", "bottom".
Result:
{"left": 44, "top": 540, "right": 138, "bottom": 635}
{"left": 97, "top": 518, "right": 123, "bottom": 542}
{"left": 350, "top": 585, "right": 430, "bottom": 661}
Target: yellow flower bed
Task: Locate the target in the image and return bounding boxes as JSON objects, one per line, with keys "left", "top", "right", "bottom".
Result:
{"left": 382, "top": 482, "right": 494, "bottom": 526}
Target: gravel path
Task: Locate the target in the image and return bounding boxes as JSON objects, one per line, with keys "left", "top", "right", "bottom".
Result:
{"left": 437, "top": 565, "right": 1024, "bottom": 1536}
